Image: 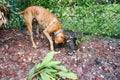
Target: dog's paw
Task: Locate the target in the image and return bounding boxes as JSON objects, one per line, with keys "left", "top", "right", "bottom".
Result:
{"left": 54, "top": 51, "right": 60, "bottom": 54}
{"left": 32, "top": 45, "right": 37, "bottom": 48}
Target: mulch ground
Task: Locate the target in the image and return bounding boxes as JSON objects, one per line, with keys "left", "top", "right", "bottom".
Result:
{"left": 0, "top": 29, "right": 120, "bottom": 80}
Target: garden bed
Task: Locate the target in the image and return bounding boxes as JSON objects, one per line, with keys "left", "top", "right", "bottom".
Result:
{"left": 0, "top": 28, "right": 120, "bottom": 80}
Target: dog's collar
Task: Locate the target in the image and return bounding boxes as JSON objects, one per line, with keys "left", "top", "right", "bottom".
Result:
{"left": 54, "top": 29, "right": 64, "bottom": 37}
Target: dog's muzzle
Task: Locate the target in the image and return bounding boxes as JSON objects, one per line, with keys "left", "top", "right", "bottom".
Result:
{"left": 54, "top": 29, "right": 64, "bottom": 37}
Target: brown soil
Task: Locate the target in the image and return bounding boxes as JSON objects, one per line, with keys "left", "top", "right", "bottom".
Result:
{"left": 0, "top": 29, "right": 120, "bottom": 80}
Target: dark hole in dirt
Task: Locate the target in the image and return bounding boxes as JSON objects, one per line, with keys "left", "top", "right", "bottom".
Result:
{"left": 53, "top": 30, "right": 78, "bottom": 56}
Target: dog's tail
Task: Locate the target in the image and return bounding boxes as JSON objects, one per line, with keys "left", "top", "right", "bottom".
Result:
{"left": 14, "top": 11, "right": 24, "bottom": 15}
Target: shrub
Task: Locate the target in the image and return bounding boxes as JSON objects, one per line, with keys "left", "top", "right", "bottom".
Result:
{"left": 1, "top": 0, "right": 120, "bottom": 40}
{"left": 59, "top": 4, "right": 120, "bottom": 40}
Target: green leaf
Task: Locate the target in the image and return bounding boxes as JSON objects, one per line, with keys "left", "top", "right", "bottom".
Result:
{"left": 57, "top": 72, "right": 77, "bottom": 80}
{"left": 40, "top": 72, "right": 51, "bottom": 80}
{"left": 42, "top": 51, "right": 55, "bottom": 65}
{"left": 46, "top": 61, "right": 61, "bottom": 67}
{"left": 44, "top": 68, "right": 57, "bottom": 74}
{"left": 38, "top": 76, "right": 42, "bottom": 80}
{"left": 36, "top": 63, "right": 44, "bottom": 69}
{"left": 52, "top": 65, "right": 68, "bottom": 72}
{"left": 28, "top": 65, "right": 37, "bottom": 80}
{"left": 28, "top": 63, "right": 44, "bottom": 80}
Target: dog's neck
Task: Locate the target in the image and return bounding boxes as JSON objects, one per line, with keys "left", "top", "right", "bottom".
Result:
{"left": 54, "top": 29, "right": 64, "bottom": 37}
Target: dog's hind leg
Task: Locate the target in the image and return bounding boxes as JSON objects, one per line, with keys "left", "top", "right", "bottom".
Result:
{"left": 27, "top": 24, "right": 37, "bottom": 48}
{"left": 24, "top": 15, "right": 37, "bottom": 48}
{"left": 33, "top": 18, "right": 39, "bottom": 37}
{"left": 36, "top": 25, "right": 40, "bottom": 37}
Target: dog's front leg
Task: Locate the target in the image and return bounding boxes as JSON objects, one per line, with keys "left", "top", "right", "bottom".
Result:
{"left": 43, "top": 29, "right": 54, "bottom": 51}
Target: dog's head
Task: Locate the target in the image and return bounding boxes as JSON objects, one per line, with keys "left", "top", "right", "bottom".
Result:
{"left": 54, "top": 29, "right": 65, "bottom": 44}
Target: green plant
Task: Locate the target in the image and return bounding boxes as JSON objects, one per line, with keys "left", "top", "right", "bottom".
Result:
{"left": 60, "top": 4, "right": 120, "bottom": 40}
{"left": 28, "top": 51, "right": 77, "bottom": 80}
{"left": 1, "top": 0, "right": 120, "bottom": 40}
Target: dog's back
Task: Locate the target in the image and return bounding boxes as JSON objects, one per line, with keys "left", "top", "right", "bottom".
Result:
{"left": 22, "top": 6, "right": 60, "bottom": 29}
